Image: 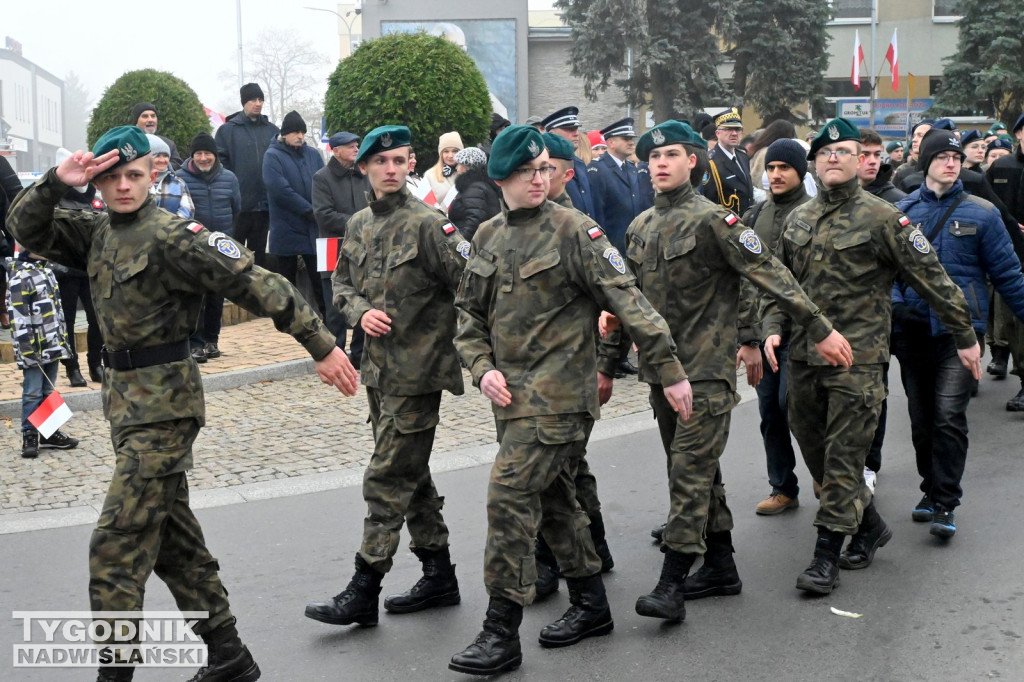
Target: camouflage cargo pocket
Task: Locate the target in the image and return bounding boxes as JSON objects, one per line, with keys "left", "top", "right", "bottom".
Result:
{"left": 492, "top": 417, "right": 586, "bottom": 492}
{"left": 392, "top": 409, "right": 441, "bottom": 434}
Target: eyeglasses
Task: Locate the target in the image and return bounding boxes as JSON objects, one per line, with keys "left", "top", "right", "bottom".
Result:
{"left": 510, "top": 165, "right": 557, "bottom": 181}
{"left": 933, "top": 152, "right": 962, "bottom": 164}
{"left": 816, "top": 149, "right": 855, "bottom": 160}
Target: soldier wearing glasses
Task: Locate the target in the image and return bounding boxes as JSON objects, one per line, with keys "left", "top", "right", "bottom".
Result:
{"left": 450, "top": 126, "right": 687, "bottom": 676}
{"left": 762, "top": 118, "right": 980, "bottom": 595}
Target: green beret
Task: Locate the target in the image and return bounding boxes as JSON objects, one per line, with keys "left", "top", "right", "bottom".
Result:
{"left": 807, "top": 117, "right": 861, "bottom": 160}
{"left": 542, "top": 132, "right": 574, "bottom": 162}
{"left": 885, "top": 140, "right": 905, "bottom": 154}
{"left": 488, "top": 125, "right": 546, "bottom": 180}
{"left": 635, "top": 120, "right": 706, "bottom": 162}
{"left": 356, "top": 125, "right": 411, "bottom": 165}
{"left": 91, "top": 126, "right": 150, "bottom": 169}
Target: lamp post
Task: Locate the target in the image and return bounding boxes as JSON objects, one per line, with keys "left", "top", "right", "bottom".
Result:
{"left": 304, "top": 6, "right": 362, "bottom": 58}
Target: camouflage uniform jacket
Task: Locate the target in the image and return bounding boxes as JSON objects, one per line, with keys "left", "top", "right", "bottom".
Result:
{"left": 455, "top": 198, "right": 684, "bottom": 421}
{"left": 8, "top": 169, "right": 335, "bottom": 428}
{"left": 625, "top": 182, "right": 831, "bottom": 389}
{"left": 333, "top": 184, "right": 468, "bottom": 396}
{"left": 763, "top": 176, "right": 976, "bottom": 365}
{"left": 737, "top": 183, "right": 813, "bottom": 338}
{"left": 551, "top": 191, "right": 574, "bottom": 210}
{"left": 4, "top": 257, "right": 72, "bottom": 369}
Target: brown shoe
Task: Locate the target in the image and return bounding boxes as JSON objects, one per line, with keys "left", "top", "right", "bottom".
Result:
{"left": 755, "top": 493, "right": 799, "bottom": 516}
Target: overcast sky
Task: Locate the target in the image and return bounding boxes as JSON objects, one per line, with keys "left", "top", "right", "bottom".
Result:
{"left": 5, "top": 0, "right": 556, "bottom": 117}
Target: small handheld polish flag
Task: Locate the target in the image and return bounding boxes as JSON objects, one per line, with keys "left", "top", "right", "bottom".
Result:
{"left": 28, "top": 391, "right": 73, "bottom": 438}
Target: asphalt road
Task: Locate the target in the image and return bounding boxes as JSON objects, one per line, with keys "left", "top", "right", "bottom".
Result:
{"left": 4, "top": 367, "right": 1024, "bottom": 681}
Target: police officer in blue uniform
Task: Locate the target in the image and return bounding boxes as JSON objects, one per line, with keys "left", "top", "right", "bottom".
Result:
{"left": 701, "top": 108, "right": 754, "bottom": 215}
{"left": 586, "top": 118, "right": 648, "bottom": 252}
{"left": 542, "top": 106, "right": 604, "bottom": 226}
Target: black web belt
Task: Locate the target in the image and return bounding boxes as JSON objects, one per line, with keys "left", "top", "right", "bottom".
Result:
{"left": 101, "top": 341, "right": 191, "bottom": 371}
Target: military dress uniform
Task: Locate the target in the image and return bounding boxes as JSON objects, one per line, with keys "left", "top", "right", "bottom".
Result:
{"left": 332, "top": 183, "right": 469, "bottom": 574}
{"left": 763, "top": 176, "right": 976, "bottom": 536}
{"left": 586, "top": 118, "right": 646, "bottom": 252}
{"left": 8, "top": 165, "right": 334, "bottom": 665}
{"left": 701, "top": 144, "right": 754, "bottom": 215}
{"left": 542, "top": 107, "right": 604, "bottom": 225}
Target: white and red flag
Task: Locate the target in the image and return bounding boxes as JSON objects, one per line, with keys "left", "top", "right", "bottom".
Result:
{"left": 852, "top": 30, "right": 865, "bottom": 91}
{"left": 884, "top": 28, "right": 899, "bottom": 91}
{"left": 316, "top": 237, "right": 341, "bottom": 273}
{"left": 28, "top": 391, "right": 72, "bottom": 438}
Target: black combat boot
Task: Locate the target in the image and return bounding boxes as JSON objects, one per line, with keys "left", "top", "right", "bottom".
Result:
{"left": 635, "top": 547, "right": 695, "bottom": 621}
{"left": 383, "top": 546, "right": 460, "bottom": 613}
{"left": 838, "top": 500, "right": 893, "bottom": 570}
{"left": 796, "top": 529, "right": 844, "bottom": 594}
{"left": 987, "top": 345, "right": 1009, "bottom": 378}
{"left": 96, "top": 667, "right": 134, "bottom": 681}
{"left": 449, "top": 596, "right": 524, "bottom": 675}
{"left": 538, "top": 573, "right": 614, "bottom": 647}
{"left": 650, "top": 522, "right": 666, "bottom": 543}
{"left": 588, "top": 512, "right": 614, "bottom": 572}
{"left": 683, "top": 531, "right": 743, "bottom": 599}
{"left": 67, "top": 366, "right": 87, "bottom": 387}
{"left": 534, "top": 559, "right": 559, "bottom": 600}
{"left": 534, "top": 532, "right": 561, "bottom": 599}
{"left": 21, "top": 430, "right": 39, "bottom": 459}
{"left": 187, "top": 622, "right": 260, "bottom": 682}
{"left": 304, "top": 555, "right": 384, "bottom": 626}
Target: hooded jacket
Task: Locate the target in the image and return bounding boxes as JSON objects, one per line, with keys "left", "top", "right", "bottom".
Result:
{"left": 894, "top": 180, "right": 1024, "bottom": 337}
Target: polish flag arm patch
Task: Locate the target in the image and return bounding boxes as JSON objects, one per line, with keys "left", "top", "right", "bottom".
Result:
{"left": 442, "top": 223, "right": 457, "bottom": 235}
{"left": 588, "top": 226, "right": 604, "bottom": 240}
{"left": 725, "top": 214, "right": 739, "bottom": 227}
{"left": 187, "top": 222, "right": 203, "bottom": 234}
{"left": 898, "top": 215, "right": 911, "bottom": 227}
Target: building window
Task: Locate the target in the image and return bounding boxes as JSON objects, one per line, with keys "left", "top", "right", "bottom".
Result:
{"left": 829, "top": 0, "right": 871, "bottom": 21}
{"left": 934, "top": 0, "right": 962, "bottom": 20}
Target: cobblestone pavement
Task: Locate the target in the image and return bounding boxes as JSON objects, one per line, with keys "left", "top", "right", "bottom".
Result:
{"left": 0, "top": 317, "right": 658, "bottom": 517}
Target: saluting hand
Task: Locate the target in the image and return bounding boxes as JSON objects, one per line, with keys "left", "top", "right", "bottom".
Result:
{"left": 55, "top": 149, "right": 120, "bottom": 187}
{"left": 315, "top": 347, "right": 360, "bottom": 396}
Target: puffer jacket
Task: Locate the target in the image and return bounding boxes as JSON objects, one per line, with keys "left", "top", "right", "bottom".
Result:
{"left": 263, "top": 139, "right": 324, "bottom": 256}
{"left": 447, "top": 166, "right": 501, "bottom": 241}
{"left": 214, "top": 111, "right": 280, "bottom": 212}
{"left": 894, "top": 180, "right": 1024, "bottom": 336}
{"left": 177, "top": 158, "right": 242, "bottom": 233}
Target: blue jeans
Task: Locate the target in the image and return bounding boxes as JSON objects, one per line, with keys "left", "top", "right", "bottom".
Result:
{"left": 892, "top": 332, "right": 973, "bottom": 510}
{"left": 755, "top": 339, "right": 799, "bottom": 498}
{"left": 22, "top": 361, "right": 59, "bottom": 432}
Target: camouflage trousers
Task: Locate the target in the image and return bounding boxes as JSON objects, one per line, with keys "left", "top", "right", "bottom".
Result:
{"left": 991, "top": 294, "right": 1024, "bottom": 377}
{"left": 359, "top": 388, "right": 449, "bottom": 573}
{"left": 89, "top": 418, "right": 232, "bottom": 642}
{"left": 787, "top": 361, "right": 883, "bottom": 534}
{"left": 485, "top": 414, "right": 601, "bottom": 606}
{"left": 650, "top": 381, "right": 738, "bottom": 556}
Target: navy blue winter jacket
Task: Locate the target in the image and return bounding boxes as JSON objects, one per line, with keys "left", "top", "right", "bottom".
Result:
{"left": 177, "top": 159, "right": 241, "bottom": 233}
{"left": 214, "top": 112, "right": 279, "bottom": 212}
{"left": 894, "top": 180, "right": 1024, "bottom": 336}
{"left": 263, "top": 139, "right": 324, "bottom": 256}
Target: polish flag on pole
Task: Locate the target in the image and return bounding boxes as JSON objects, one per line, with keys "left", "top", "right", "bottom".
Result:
{"left": 316, "top": 237, "right": 341, "bottom": 272}
{"left": 28, "top": 391, "right": 72, "bottom": 438}
{"left": 852, "top": 30, "right": 865, "bottom": 91}
{"left": 885, "top": 28, "right": 899, "bottom": 91}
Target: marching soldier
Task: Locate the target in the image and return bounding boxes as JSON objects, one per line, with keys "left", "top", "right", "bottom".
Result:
{"left": 306, "top": 126, "right": 470, "bottom": 628}
{"left": 7, "top": 126, "right": 358, "bottom": 682}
